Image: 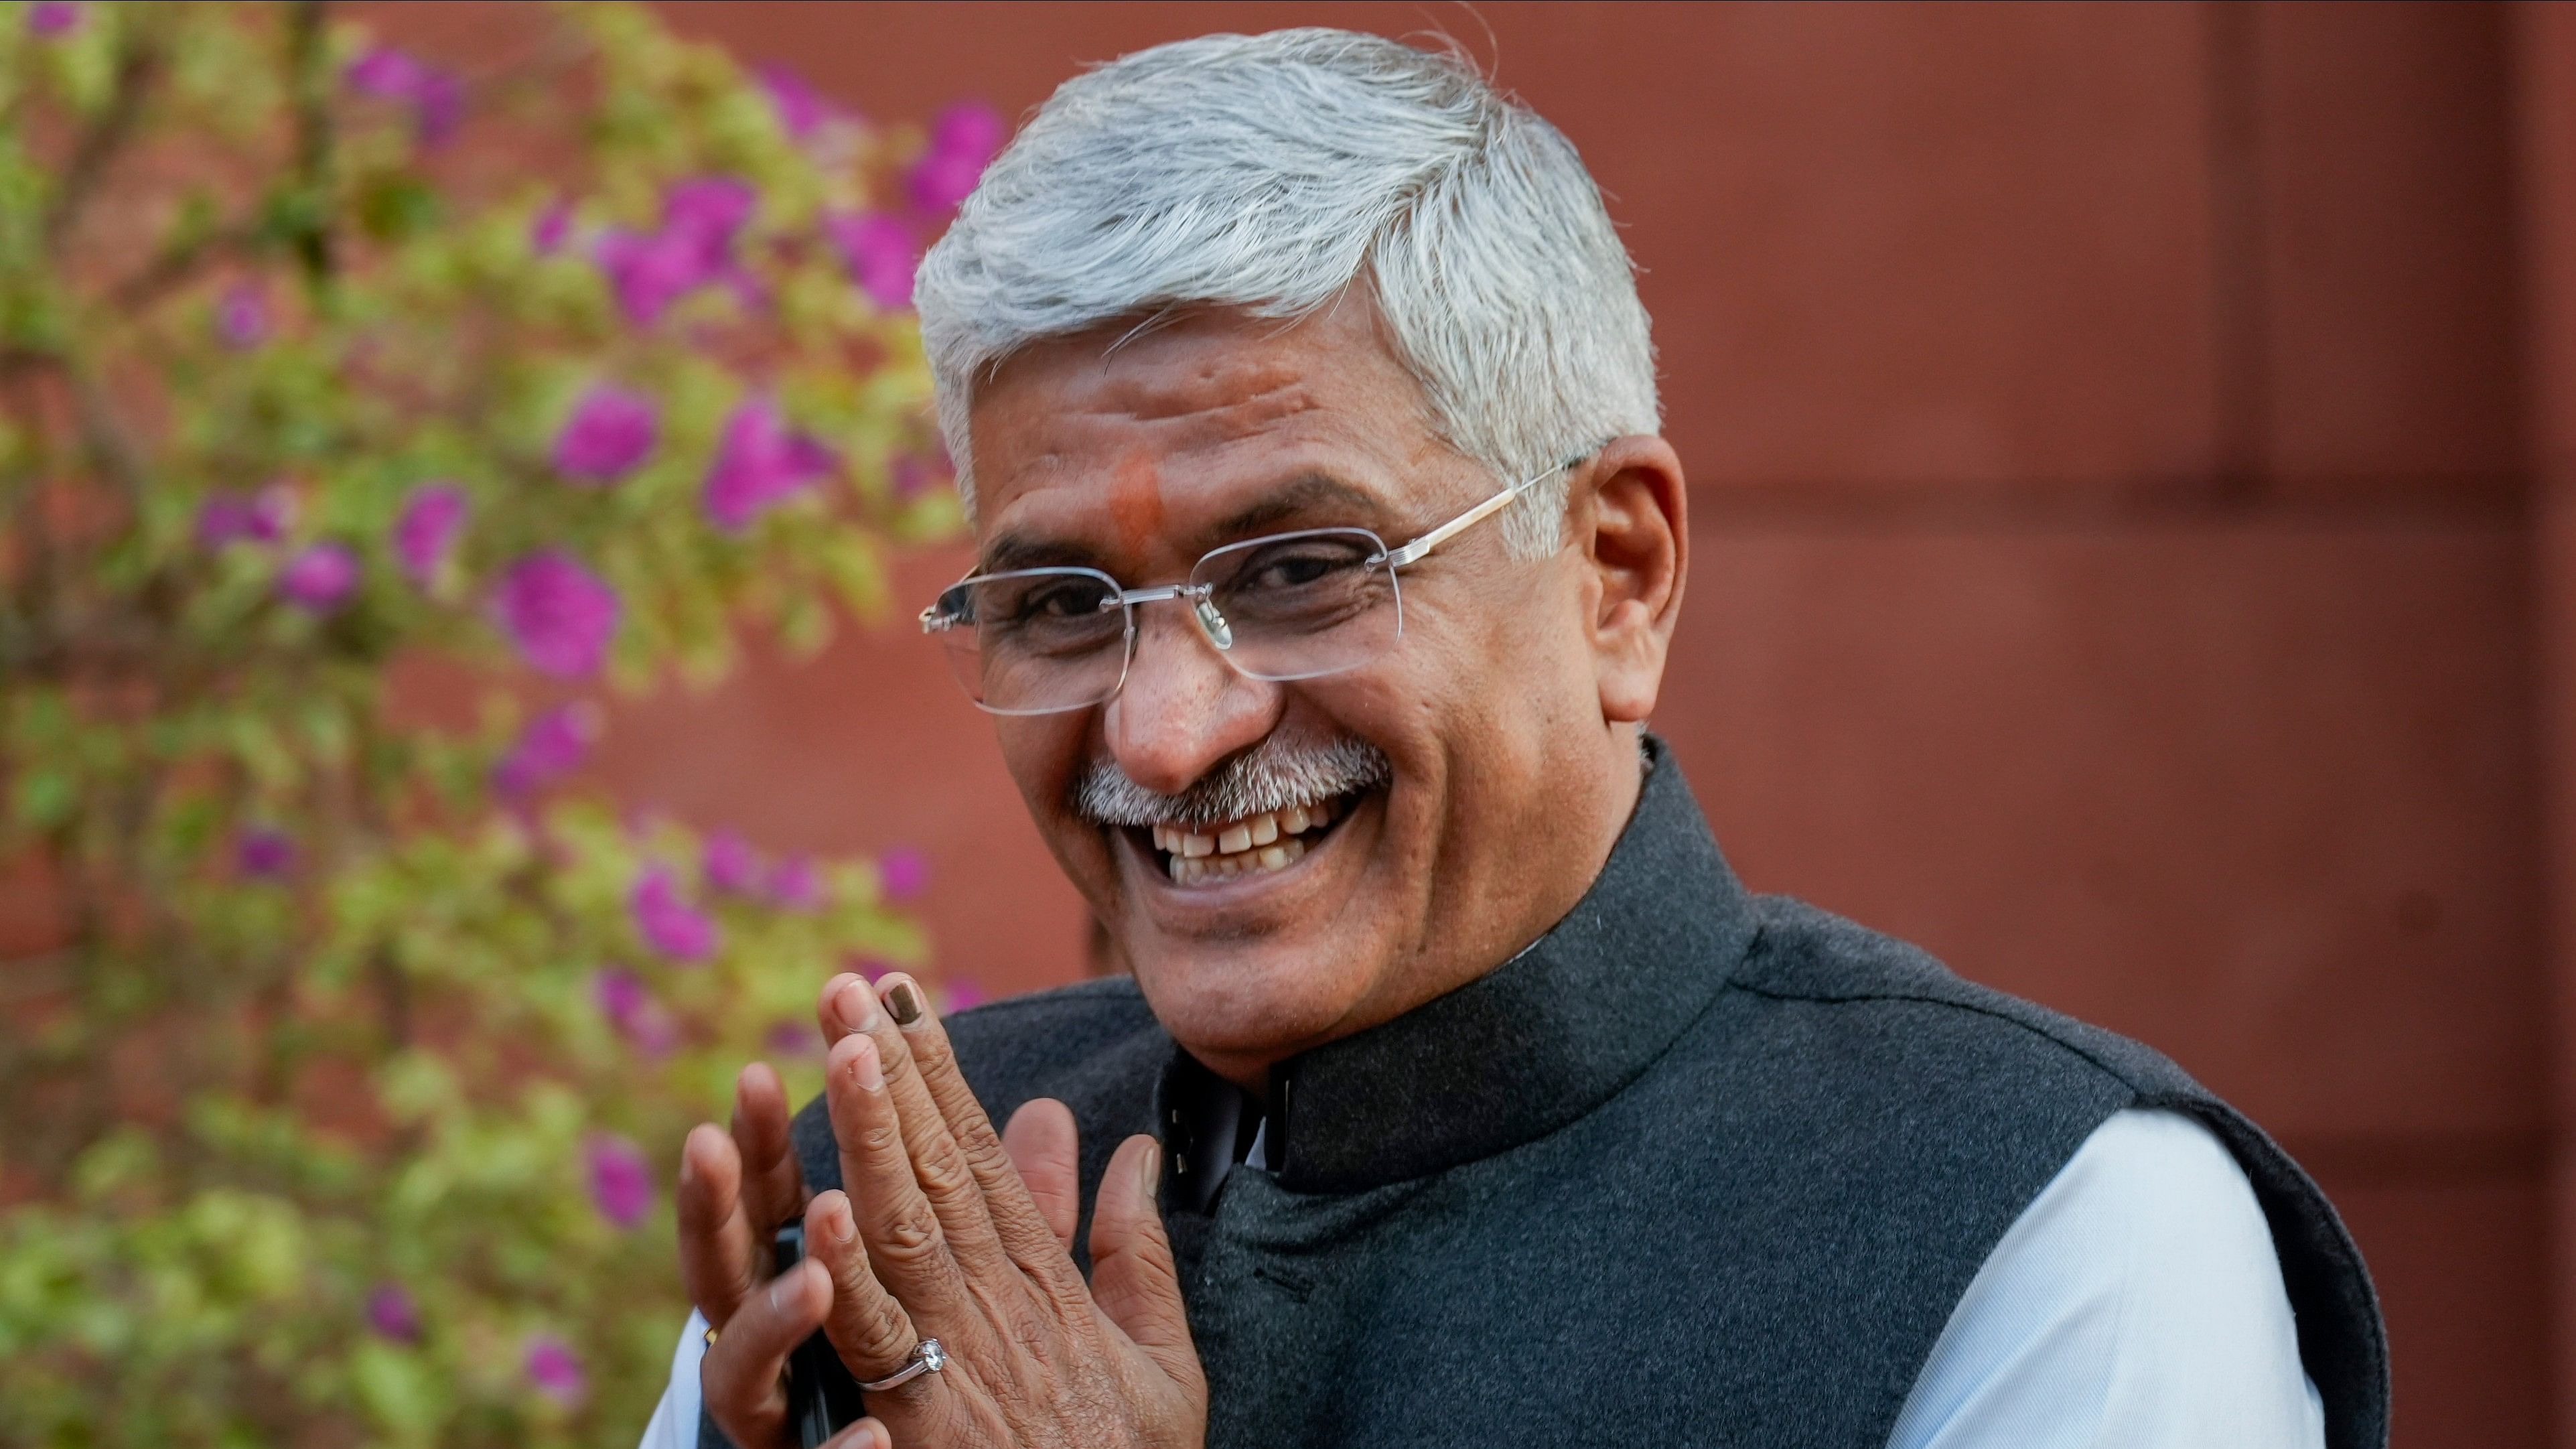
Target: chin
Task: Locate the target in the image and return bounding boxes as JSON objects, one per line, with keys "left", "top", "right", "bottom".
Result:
{"left": 1100, "top": 784, "right": 1397, "bottom": 1062}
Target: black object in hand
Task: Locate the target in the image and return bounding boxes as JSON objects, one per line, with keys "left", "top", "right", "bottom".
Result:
{"left": 774, "top": 1223, "right": 869, "bottom": 1448}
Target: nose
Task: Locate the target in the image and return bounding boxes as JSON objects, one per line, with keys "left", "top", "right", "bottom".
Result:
{"left": 1103, "top": 596, "right": 1281, "bottom": 795}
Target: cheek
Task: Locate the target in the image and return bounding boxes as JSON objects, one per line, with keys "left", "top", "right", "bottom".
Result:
{"left": 995, "top": 717, "right": 1096, "bottom": 841}
{"left": 1396, "top": 567, "right": 1589, "bottom": 731}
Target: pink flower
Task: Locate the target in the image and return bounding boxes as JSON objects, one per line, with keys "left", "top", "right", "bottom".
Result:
{"left": 703, "top": 400, "right": 837, "bottom": 531}
{"left": 585, "top": 1133, "right": 653, "bottom": 1228}
{"left": 593, "top": 229, "right": 703, "bottom": 325}
{"left": 941, "top": 979, "right": 985, "bottom": 1014}
{"left": 215, "top": 283, "right": 267, "bottom": 349}
{"left": 551, "top": 384, "right": 658, "bottom": 484}
{"left": 908, "top": 102, "right": 1006, "bottom": 212}
{"left": 664, "top": 177, "right": 758, "bottom": 251}
{"left": 530, "top": 200, "right": 573, "bottom": 256}
{"left": 392, "top": 482, "right": 467, "bottom": 586}
{"left": 764, "top": 1020, "right": 813, "bottom": 1055}
{"left": 492, "top": 551, "right": 619, "bottom": 679}
{"left": 236, "top": 827, "right": 296, "bottom": 878}
{"left": 592, "top": 178, "right": 758, "bottom": 326}
{"left": 346, "top": 46, "right": 463, "bottom": 147}
{"left": 593, "top": 967, "right": 646, "bottom": 1023}
{"left": 758, "top": 64, "right": 845, "bottom": 140}
{"left": 631, "top": 865, "right": 719, "bottom": 961}
{"left": 413, "top": 72, "right": 463, "bottom": 147}
{"left": 825, "top": 212, "right": 918, "bottom": 312}
{"left": 345, "top": 48, "right": 422, "bottom": 98}
{"left": 878, "top": 847, "right": 929, "bottom": 900}
{"left": 768, "top": 855, "right": 823, "bottom": 911}
{"left": 492, "top": 702, "right": 601, "bottom": 799}
{"left": 366, "top": 1283, "right": 421, "bottom": 1342}
{"left": 703, "top": 830, "right": 765, "bottom": 896}
{"left": 524, "top": 1334, "right": 587, "bottom": 1404}
{"left": 196, "top": 484, "right": 295, "bottom": 548}
{"left": 845, "top": 954, "right": 897, "bottom": 984}
{"left": 593, "top": 968, "right": 677, "bottom": 1055}
{"left": 278, "top": 542, "right": 360, "bottom": 612}
{"left": 26, "top": 3, "right": 80, "bottom": 38}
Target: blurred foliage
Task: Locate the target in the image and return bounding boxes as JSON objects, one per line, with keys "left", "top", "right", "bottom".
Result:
{"left": 0, "top": 2, "right": 973, "bottom": 1443}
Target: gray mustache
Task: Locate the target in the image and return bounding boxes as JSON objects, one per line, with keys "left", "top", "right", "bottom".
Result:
{"left": 1072, "top": 734, "right": 1391, "bottom": 828}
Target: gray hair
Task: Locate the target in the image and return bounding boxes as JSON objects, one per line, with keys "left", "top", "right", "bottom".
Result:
{"left": 912, "top": 27, "right": 1660, "bottom": 557}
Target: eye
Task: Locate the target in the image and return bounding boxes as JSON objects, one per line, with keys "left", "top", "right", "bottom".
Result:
{"left": 1016, "top": 579, "right": 1112, "bottom": 620}
{"left": 1250, "top": 553, "right": 1338, "bottom": 590}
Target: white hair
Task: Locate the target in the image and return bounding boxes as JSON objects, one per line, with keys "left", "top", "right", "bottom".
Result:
{"left": 912, "top": 27, "right": 1660, "bottom": 557}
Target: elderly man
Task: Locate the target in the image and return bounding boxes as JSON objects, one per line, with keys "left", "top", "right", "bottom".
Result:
{"left": 644, "top": 28, "right": 2386, "bottom": 1449}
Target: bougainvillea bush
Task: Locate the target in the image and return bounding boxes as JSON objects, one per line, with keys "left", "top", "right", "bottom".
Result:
{"left": 0, "top": 3, "right": 987, "bottom": 1442}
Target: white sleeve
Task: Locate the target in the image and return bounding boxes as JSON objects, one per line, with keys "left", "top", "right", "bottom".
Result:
{"left": 638, "top": 1310, "right": 710, "bottom": 1449}
{"left": 1886, "top": 1107, "right": 2326, "bottom": 1449}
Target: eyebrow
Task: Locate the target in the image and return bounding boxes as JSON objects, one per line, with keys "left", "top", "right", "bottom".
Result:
{"left": 1210, "top": 472, "right": 1390, "bottom": 542}
{"left": 977, "top": 470, "right": 1395, "bottom": 576}
{"left": 979, "top": 532, "right": 1107, "bottom": 575}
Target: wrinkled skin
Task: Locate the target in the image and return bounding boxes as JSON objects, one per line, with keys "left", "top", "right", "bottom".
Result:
{"left": 680, "top": 293, "right": 1689, "bottom": 1448}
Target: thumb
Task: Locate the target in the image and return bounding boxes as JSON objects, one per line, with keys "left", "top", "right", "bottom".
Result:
{"left": 1090, "top": 1133, "right": 1199, "bottom": 1386}
{"left": 1004, "top": 1097, "right": 1081, "bottom": 1255}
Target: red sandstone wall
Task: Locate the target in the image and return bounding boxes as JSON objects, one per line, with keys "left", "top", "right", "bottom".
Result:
{"left": 386, "top": 3, "right": 2551, "bottom": 1440}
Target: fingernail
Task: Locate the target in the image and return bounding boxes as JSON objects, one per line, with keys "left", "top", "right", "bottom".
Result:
{"left": 885, "top": 979, "right": 924, "bottom": 1027}
{"left": 851, "top": 1036, "right": 884, "bottom": 1092}
{"left": 1139, "top": 1139, "right": 1163, "bottom": 1197}
{"left": 839, "top": 977, "right": 879, "bottom": 1033}
{"left": 829, "top": 1193, "right": 855, "bottom": 1243}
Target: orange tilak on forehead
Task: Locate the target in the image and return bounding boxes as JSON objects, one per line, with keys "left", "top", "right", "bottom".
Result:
{"left": 1106, "top": 452, "right": 1169, "bottom": 555}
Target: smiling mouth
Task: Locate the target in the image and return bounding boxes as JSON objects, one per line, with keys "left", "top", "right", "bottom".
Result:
{"left": 1136, "top": 792, "right": 1361, "bottom": 887}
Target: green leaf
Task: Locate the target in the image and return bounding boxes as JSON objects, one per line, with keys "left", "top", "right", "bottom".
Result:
{"left": 356, "top": 171, "right": 445, "bottom": 243}
{"left": 12, "top": 767, "right": 76, "bottom": 831}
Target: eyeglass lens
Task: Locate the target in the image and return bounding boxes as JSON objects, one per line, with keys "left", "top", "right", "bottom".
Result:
{"left": 933, "top": 527, "right": 1403, "bottom": 715}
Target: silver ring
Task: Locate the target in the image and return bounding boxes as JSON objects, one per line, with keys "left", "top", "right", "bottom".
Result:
{"left": 857, "top": 1336, "right": 947, "bottom": 1393}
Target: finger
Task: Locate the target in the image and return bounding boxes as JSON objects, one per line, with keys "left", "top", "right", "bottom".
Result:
{"left": 804, "top": 1188, "right": 921, "bottom": 1383}
{"left": 871, "top": 973, "right": 1065, "bottom": 1278}
{"left": 824, "top": 1030, "right": 972, "bottom": 1325}
{"left": 853, "top": 975, "right": 1014, "bottom": 1276}
{"left": 816, "top": 970, "right": 871, "bottom": 1046}
{"left": 1003, "top": 1099, "right": 1080, "bottom": 1255}
{"left": 1091, "top": 1134, "right": 1200, "bottom": 1387}
{"left": 732, "top": 1061, "right": 809, "bottom": 1233}
{"left": 701, "top": 1256, "right": 830, "bottom": 1449}
{"left": 677, "top": 1123, "right": 762, "bottom": 1330}
{"left": 818, "top": 1420, "right": 891, "bottom": 1449}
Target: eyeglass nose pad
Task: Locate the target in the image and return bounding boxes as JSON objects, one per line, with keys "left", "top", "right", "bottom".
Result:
{"left": 1191, "top": 593, "right": 1234, "bottom": 651}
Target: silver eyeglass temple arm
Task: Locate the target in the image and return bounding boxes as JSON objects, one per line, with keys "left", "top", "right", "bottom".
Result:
{"left": 1378, "top": 456, "right": 1583, "bottom": 570}
{"left": 920, "top": 569, "right": 977, "bottom": 632}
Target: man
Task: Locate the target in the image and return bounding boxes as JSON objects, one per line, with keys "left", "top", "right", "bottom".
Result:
{"left": 644, "top": 28, "right": 2386, "bottom": 1449}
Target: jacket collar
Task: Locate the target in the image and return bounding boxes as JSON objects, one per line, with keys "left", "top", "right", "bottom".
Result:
{"left": 1159, "top": 736, "right": 1758, "bottom": 1196}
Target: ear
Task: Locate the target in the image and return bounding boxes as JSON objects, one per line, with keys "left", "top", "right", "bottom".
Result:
{"left": 1572, "top": 435, "right": 1687, "bottom": 724}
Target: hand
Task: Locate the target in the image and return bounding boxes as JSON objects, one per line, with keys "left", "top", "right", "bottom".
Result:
{"left": 678, "top": 1058, "right": 896, "bottom": 1449}
{"left": 798, "top": 969, "right": 1207, "bottom": 1449}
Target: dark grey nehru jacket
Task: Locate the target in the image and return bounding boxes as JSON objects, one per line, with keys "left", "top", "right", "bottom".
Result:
{"left": 718, "top": 739, "right": 2388, "bottom": 1448}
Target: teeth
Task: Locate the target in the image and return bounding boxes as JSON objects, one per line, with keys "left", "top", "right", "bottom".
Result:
{"left": 1148, "top": 793, "right": 1355, "bottom": 888}
{"left": 1166, "top": 835, "right": 1305, "bottom": 886}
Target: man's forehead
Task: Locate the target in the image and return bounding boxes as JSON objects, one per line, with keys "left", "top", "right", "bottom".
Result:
{"left": 967, "top": 307, "right": 1439, "bottom": 562}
